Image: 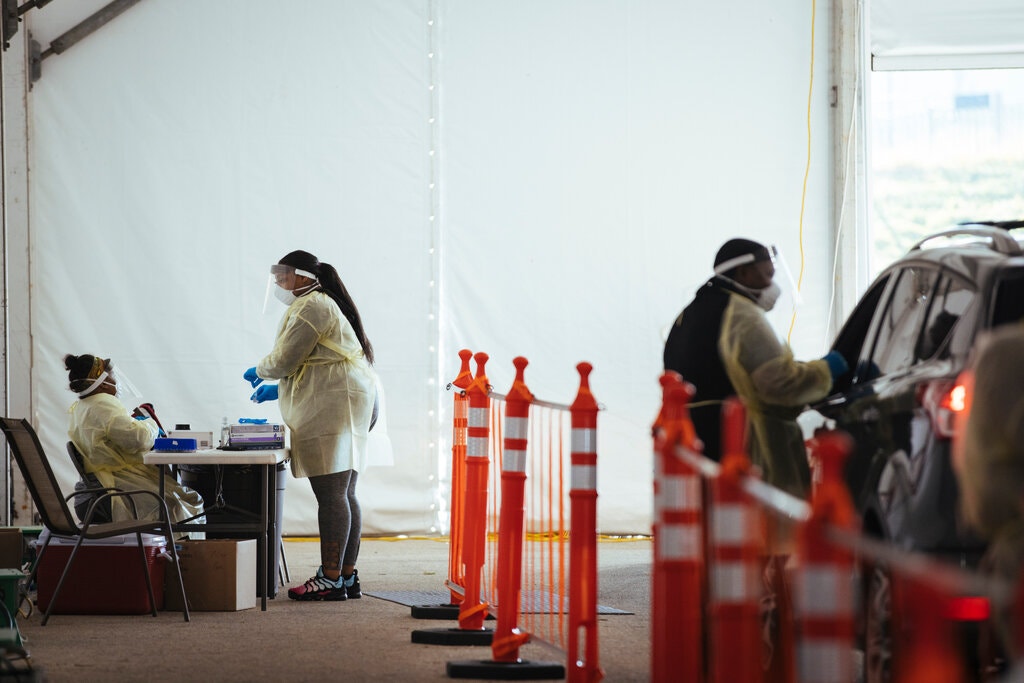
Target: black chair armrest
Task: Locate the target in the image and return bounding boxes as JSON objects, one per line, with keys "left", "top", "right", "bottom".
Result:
{"left": 64, "top": 485, "right": 124, "bottom": 502}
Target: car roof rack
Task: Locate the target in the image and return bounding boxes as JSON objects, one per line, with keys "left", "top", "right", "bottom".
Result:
{"left": 958, "top": 219, "right": 1024, "bottom": 231}
{"left": 909, "top": 225, "right": 1023, "bottom": 256}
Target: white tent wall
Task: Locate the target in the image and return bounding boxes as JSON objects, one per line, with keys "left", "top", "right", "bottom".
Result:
{"left": 18, "top": 0, "right": 834, "bottom": 536}
{"left": 437, "top": 1, "right": 834, "bottom": 534}
{"left": 26, "top": 0, "right": 436, "bottom": 535}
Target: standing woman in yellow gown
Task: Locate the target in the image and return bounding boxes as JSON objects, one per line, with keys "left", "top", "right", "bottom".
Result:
{"left": 245, "top": 250, "right": 378, "bottom": 602}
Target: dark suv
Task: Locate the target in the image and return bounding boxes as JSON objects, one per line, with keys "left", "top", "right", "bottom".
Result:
{"left": 803, "top": 222, "right": 1024, "bottom": 681}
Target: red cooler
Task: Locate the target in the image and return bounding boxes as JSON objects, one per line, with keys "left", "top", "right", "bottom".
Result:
{"left": 35, "top": 532, "right": 168, "bottom": 614}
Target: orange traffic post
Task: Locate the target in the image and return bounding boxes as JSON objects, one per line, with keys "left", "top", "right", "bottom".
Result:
{"left": 448, "top": 357, "right": 565, "bottom": 679}
{"left": 491, "top": 357, "right": 536, "bottom": 663}
{"left": 567, "top": 363, "right": 604, "bottom": 683}
{"left": 651, "top": 372, "right": 705, "bottom": 683}
{"left": 412, "top": 352, "right": 494, "bottom": 647}
{"left": 708, "top": 398, "right": 762, "bottom": 683}
{"left": 412, "top": 349, "right": 474, "bottom": 620}
{"left": 796, "top": 431, "right": 857, "bottom": 683}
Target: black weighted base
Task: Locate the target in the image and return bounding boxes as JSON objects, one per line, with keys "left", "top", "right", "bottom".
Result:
{"left": 411, "top": 603, "right": 460, "bottom": 620}
{"left": 411, "top": 627, "right": 494, "bottom": 646}
{"left": 411, "top": 603, "right": 495, "bottom": 620}
{"left": 446, "top": 659, "right": 565, "bottom": 680}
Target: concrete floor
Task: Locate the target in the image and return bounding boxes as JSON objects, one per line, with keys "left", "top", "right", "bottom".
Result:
{"left": 13, "top": 537, "right": 652, "bottom": 682}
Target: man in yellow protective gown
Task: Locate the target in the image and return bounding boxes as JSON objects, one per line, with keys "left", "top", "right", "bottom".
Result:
{"left": 714, "top": 238, "right": 847, "bottom": 497}
{"left": 713, "top": 239, "right": 848, "bottom": 674}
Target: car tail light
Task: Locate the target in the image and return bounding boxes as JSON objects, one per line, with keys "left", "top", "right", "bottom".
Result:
{"left": 920, "top": 379, "right": 968, "bottom": 439}
{"left": 945, "top": 595, "right": 990, "bottom": 622}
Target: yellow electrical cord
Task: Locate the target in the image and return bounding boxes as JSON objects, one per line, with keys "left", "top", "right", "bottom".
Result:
{"left": 788, "top": 0, "right": 816, "bottom": 343}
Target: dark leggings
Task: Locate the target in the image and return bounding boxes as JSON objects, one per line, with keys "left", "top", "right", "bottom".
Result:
{"left": 308, "top": 470, "right": 361, "bottom": 572}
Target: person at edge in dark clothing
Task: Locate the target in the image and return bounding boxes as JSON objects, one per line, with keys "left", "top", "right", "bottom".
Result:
{"left": 662, "top": 239, "right": 764, "bottom": 461}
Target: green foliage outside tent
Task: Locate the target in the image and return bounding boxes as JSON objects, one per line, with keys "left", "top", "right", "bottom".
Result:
{"left": 870, "top": 158, "right": 1024, "bottom": 277}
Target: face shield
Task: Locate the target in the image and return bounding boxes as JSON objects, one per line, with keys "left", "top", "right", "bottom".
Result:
{"left": 713, "top": 244, "right": 802, "bottom": 308}
{"left": 74, "top": 361, "right": 143, "bottom": 403}
{"left": 768, "top": 245, "right": 803, "bottom": 308}
{"left": 262, "top": 264, "right": 319, "bottom": 314}
{"left": 112, "top": 366, "right": 144, "bottom": 403}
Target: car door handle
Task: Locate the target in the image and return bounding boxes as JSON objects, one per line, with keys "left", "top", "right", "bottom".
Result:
{"left": 817, "top": 394, "right": 848, "bottom": 409}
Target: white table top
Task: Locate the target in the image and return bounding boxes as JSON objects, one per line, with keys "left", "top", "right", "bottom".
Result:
{"left": 143, "top": 448, "right": 289, "bottom": 466}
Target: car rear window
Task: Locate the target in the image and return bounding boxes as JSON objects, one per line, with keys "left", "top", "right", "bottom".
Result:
{"left": 869, "top": 267, "right": 938, "bottom": 376}
{"left": 992, "top": 270, "right": 1024, "bottom": 327}
{"left": 833, "top": 275, "right": 890, "bottom": 391}
{"left": 915, "top": 275, "right": 974, "bottom": 362}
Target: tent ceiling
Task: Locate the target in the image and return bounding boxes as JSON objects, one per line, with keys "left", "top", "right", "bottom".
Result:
{"left": 871, "top": 0, "right": 1024, "bottom": 70}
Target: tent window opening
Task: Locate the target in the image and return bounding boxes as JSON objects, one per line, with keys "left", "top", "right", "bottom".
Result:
{"left": 869, "top": 68, "right": 1024, "bottom": 278}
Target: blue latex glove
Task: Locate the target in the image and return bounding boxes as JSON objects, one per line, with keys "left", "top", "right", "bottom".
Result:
{"left": 822, "top": 351, "right": 849, "bottom": 379}
{"left": 133, "top": 415, "right": 166, "bottom": 437}
{"left": 250, "top": 384, "right": 279, "bottom": 403}
{"left": 857, "top": 359, "right": 882, "bottom": 381}
{"left": 243, "top": 366, "right": 263, "bottom": 388}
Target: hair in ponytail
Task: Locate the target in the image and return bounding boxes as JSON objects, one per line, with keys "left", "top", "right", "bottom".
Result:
{"left": 278, "top": 250, "right": 375, "bottom": 365}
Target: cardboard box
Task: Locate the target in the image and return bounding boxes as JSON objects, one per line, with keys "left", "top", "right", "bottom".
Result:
{"left": 164, "top": 539, "right": 256, "bottom": 612}
{"left": 35, "top": 532, "right": 167, "bottom": 614}
{"left": 0, "top": 529, "right": 23, "bottom": 569}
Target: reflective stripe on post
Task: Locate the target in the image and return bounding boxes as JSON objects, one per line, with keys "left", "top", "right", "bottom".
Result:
{"left": 658, "top": 468, "right": 702, "bottom": 562}
{"left": 571, "top": 462, "right": 597, "bottom": 491}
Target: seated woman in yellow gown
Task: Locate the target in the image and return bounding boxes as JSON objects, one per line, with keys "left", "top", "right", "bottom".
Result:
{"left": 64, "top": 354, "right": 204, "bottom": 525}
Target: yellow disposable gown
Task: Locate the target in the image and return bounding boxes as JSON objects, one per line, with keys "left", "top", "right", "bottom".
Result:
{"left": 257, "top": 290, "right": 377, "bottom": 479}
{"left": 718, "top": 292, "right": 833, "bottom": 498}
{"left": 68, "top": 393, "right": 204, "bottom": 524}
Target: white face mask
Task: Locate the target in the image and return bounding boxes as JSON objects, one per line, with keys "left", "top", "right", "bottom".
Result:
{"left": 728, "top": 278, "right": 782, "bottom": 312}
{"left": 754, "top": 281, "right": 782, "bottom": 312}
{"left": 274, "top": 281, "right": 318, "bottom": 306}
{"left": 274, "top": 287, "right": 297, "bottom": 306}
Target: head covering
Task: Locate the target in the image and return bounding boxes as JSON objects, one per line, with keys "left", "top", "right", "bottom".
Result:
{"left": 713, "top": 238, "right": 772, "bottom": 276}
{"left": 278, "top": 250, "right": 320, "bottom": 277}
{"left": 64, "top": 354, "right": 111, "bottom": 395}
